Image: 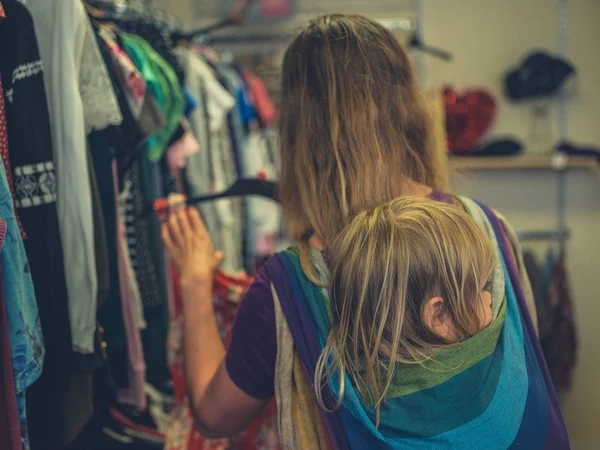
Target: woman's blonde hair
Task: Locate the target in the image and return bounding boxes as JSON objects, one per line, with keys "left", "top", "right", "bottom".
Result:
{"left": 315, "top": 197, "right": 495, "bottom": 422}
{"left": 278, "top": 14, "right": 448, "bottom": 278}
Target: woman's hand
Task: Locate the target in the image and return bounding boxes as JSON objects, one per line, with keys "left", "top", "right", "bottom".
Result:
{"left": 161, "top": 207, "right": 224, "bottom": 286}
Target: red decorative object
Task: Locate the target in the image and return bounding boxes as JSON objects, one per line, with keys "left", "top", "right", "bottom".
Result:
{"left": 259, "top": 0, "right": 292, "bottom": 18}
{"left": 444, "top": 87, "right": 496, "bottom": 154}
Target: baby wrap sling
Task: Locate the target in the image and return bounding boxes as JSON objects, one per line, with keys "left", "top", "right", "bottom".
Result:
{"left": 264, "top": 196, "right": 570, "bottom": 450}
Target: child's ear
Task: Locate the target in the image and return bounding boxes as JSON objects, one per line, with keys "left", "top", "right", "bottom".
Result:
{"left": 423, "top": 296, "right": 455, "bottom": 341}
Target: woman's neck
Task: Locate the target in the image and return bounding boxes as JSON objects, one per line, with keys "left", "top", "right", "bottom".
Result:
{"left": 401, "top": 179, "right": 434, "bottom": 198}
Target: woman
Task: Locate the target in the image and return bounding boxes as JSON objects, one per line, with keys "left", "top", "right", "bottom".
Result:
{"left": 162, "top": 14, "right": 570, "bottom": 449}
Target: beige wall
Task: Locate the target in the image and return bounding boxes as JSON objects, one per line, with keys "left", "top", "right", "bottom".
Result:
{"left": 421, "top": 1, "right": 600, "bottom": 449}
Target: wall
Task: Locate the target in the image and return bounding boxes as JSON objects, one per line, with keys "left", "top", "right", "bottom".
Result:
{"left": 421, "top": 1, "right": 600, "bottom": 449}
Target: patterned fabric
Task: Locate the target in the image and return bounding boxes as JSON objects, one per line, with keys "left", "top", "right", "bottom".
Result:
{"left": 0, "top": 113, "right": 43, "bottom": 450}
{"left": 265, "top": 197, "right": 570, "bottom": 450}
{"left": 120, "top": 32, "right": 185, "bottom": 162}
{"left": 113, "top": 160, "right": 147, "bottom": 409}
{"left": 99, "top": 27, "right": 147, "bottom": 117}
{"left": 0, "top": 218, "right": 23, "bottom": 450}
{"left": 165, "top": 266, "right": 280, "bottom": 450}
{"left": 124, "top": 159, "right": 164, "bottom": 308}
{"left": 0, "top": 74, "right": 25, "bottom": 238}
{"left": 117, "top": 19, "right": 185, "bottom": 84}
{"left": 13, "top": 163, "right": 56, "bottom": 209}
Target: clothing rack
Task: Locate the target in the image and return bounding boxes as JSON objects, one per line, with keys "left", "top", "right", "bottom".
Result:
{"left": 517, "top": 228, "right": 570, "bottom": 242}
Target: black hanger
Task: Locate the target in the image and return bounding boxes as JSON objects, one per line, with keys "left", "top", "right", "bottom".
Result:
{"left": 409, "top": 33, "right": 453, "bottom": 62}
{"left": 188, "top": 178, "right": 278, "bottom": 204}
{"left": 142, "top": 178, "right": 279, "bottom": 218}
{"left": 172, "top": 0, "right": 257, "bottom": 42}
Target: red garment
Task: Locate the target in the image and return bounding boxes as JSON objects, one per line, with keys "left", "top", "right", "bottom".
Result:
{"left": 165, "top": 267, "right": 280, "bottom": 450}
{"left": 0, "top": 218, "right": 22, "bottom": 450}
{"left": 0, "top": 2, "right": 5, "bottom": 20}
{"left": 0, "top": 73, "right": 25, "bottom": 239}
{"left": 244, "top": 71, "right": 276, "bottom": 127}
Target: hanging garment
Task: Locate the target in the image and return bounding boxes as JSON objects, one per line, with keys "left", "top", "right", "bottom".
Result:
{"left": 524, "top": 251, "right": 552, "bottom": 341}
{"left": 0, "top": 219, "right": 22, "bottom": 450}
{"left": 541, "top": 251, "right": 578, "bottom": 391}
{"left": 243, "top": 71, "right": 276, "bottom": 128}
{"left": 117, "top": 18, "right": 185, "bottom": 85}
{"left": 123, "top": 159, "right": 165, "bottom": 309}
{"left": 22, "top": 0, "right": 123, "bottom": 354}
{"left": 95, "top": 24, "right": 165, "bottom": 169}
{"left": 89, "top": 130, "right": 130, "bottom": 389}
{"left": 264, "top": 196, "right": 569, "bottom": 449}
{"left": 113, "top": 159, "right": 147, "bottom": 409}
{"left": 120, "top": 32, "right": 185, "bottom": 161}
{"left": 0, "top": 0, "right": 72, "bottom": 389}
{"left": 25, "top": 144, "right": 108, "bottom": 450}
{"left": 167, "top": 130, "right": 200, "bottom": 177}
{"left": 175, "top": 48, "right": 226, "bottom": 256}
{"left": 0, "top": 52, "right": 43, "bottom": 450}
{"left": 99, "top": 27, "right": 147, "bottom": 118}
{"left": 240, "top": 131, "right": 281, "bottom": 268}
{"left": 119, "top": 183, "right": 146, "bottom": 331}
{"left": 140, "top": 152, "right": 172, "bottom": 384}
{"left": 165, "top": 267, "right": 280, "bottom": 450}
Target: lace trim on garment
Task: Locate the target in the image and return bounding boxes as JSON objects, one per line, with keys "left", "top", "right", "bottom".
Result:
{"left": 79, "top": 14, "right": 122, "bottom": 133}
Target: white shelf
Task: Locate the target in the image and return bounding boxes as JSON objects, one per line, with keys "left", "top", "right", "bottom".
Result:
{"left": 450, "top": 155, "right": 599, "bottom": 172}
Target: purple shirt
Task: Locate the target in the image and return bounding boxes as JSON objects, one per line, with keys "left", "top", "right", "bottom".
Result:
{"left": 226, "top": 267, "right": 277, "bottom": 399}
{"left": 226, "top": 189, "right": 454, "bottom": 399}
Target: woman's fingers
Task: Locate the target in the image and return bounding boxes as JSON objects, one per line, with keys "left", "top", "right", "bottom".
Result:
{"left": 161, "top": 224, "right": 177, "bottom": 259}
{"left": 168, "top": 213, "right": 184, "bottom": 247}
{"left": 176, "top": 209, "right": 193, "bottom": 241}
{"left": 188, "top": 207, "right": 209, "bottom": 238}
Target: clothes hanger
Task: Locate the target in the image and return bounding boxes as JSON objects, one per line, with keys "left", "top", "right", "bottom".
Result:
{"left": 409, "top": 32, "right": 453, "bottom": 62}
{"left": 172, "top": 0, "right": 258, "bottom": 42}
{"left": 142, "top": 177, "right": 279, "bottom": 218}
{"left": 187, "top": 178, "right": 278, "bottom": 204}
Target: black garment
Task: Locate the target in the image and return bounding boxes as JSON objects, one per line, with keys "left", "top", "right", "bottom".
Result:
{"left": 0, "top": 3, "right": 80, "bottom": 447}
{"left": 89, "top": 131, "right": 129, "bottom": 389}
{"left": 89, "top": 143, "right": 111, "bottom": 309}
{"left": 124, "top": 159, "right": 163, "bottom": 309}
{"left": 0, "top": 0, "right": 71, "bottom": 385}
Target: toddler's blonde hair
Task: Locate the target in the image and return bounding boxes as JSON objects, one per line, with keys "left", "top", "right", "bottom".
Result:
{"left": 315, "top": 196, "right": 495, "bottom": 423}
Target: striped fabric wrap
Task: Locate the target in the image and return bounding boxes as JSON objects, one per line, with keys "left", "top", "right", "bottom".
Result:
{"left": 264, "top": 196, "right": 570, "bottom": 450}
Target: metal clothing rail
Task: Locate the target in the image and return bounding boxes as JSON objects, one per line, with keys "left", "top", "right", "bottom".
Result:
{"left": 206, "top": 17, "right": 416, "bottom": 46}
{"left": 517, "top": 228, "right": 570, "bottom": 242}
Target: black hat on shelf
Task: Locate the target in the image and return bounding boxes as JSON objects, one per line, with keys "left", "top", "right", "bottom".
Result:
{"left": 505, "top": 51, "right": 575, "bottom": 101}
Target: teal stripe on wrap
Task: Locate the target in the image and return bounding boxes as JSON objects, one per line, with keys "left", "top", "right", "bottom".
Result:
{"left": 283, "top": 249, "right": 332, "bottom": 340}
{"left": 378, "top": 311, "right": 505, "bottom": 438}
{"left": 360, "top": 259, "right": 529, "bottom": 449}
